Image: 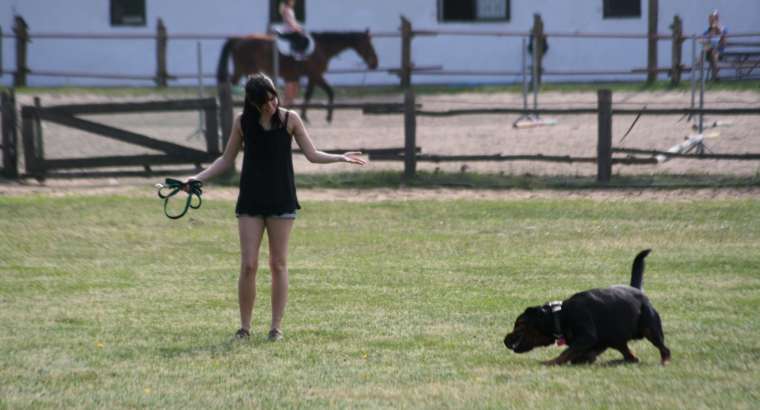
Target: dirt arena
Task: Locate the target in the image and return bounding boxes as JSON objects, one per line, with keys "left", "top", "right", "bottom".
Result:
{"left": 2, "top": 88, "right": 759, "bottom": 198}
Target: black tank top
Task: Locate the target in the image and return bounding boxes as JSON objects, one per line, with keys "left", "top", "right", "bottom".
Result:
{"left": 235, "top": 110, "right": 300, "bottom": 216}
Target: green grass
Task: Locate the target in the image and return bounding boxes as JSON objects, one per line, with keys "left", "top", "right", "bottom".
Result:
{"left": 1, "top": 194, "right": 759, "bottom": 408}
{"left": 290, "top": 170, "right": 760, "bottom": 190}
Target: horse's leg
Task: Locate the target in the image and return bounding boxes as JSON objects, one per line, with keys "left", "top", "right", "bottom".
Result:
{"left": 230, "top": 49, "right": 243, "bottom": 89}
{"left": 301, "top": 79, "right": 316, "bottom": 123}
{"left": 311, "top": 76, "right": 334, "bottom": 123}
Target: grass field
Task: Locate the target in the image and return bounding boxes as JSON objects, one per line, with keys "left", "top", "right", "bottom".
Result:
{"left": 1, "top": 193, "right": 759, "bottom": 408}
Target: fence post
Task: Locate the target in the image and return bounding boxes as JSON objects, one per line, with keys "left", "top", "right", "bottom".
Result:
{"left": 217, "top": 81, "right": 235, "bottom": 177}
{"left": 155, "top": 18, "right": 168, "bottom": 87}
{"left": 203, "top": 98, "right": 220, "bottom": 156}
{"left": 264, "top": 23, "right": 280, "bottom": 91}
{"left": 1, "top": 91, "right": 19, "bottom": 178}
{"left": 21, "top": 97, "right": 44, "bottom": 179}
{"left": 13, "top": 16, "right": 29, "bottom": 87}
{"left": 0, "top": 25, "right": 4, "bottom": 77}
{"left": 647, "top": 0, "right": 659, "bottom": 84}
{"left": 597, "top": 89, "right": 612, "bottom": 183}
{"left": 218, "top": 81, "right": 233, "bottom": 150}
{"left": 670, "top": 15, "right": 683, "bottom": 86}
{"left": 400, "top": 16, "right": 416, "bottom": 179}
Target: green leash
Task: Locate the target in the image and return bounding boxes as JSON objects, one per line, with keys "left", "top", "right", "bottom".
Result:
{"left": 156, "top": 178, "right": 203, "bottom": 220}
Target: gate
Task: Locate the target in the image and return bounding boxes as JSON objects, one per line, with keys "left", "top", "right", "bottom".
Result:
{"left": 21, "top": 97, "right": 220, "bottom": 179}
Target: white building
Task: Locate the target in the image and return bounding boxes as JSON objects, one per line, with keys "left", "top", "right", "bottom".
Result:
{"left": 1, "top": 0, "right": 758, "bottom": 87}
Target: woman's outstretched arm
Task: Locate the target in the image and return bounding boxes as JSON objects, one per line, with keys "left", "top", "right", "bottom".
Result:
{"left": 290, "top": 111, "right": 367, "bottom": 165}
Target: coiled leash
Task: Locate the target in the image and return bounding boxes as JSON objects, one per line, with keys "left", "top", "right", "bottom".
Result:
{"left": 156, "top": 178, "right": 203, "bottom": 219}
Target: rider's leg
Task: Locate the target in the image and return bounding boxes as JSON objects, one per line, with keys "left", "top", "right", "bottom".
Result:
{"left": 709, "top": 50, "right": 721, "bottom": 80}
{"left": 284, "top": 81, "right": 299, "bottom": 107}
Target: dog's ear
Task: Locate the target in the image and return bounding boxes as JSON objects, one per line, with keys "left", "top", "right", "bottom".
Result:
{"left": 523, "top": 306, "right": 546, "bottom": 321}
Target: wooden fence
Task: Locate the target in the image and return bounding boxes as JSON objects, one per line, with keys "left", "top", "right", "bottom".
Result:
{"left": 1, "top": 91, "right": 18, "bottom": 178}
{"left": 2, "top": 16, "right": 759, "bottom": 181}
{"left": 18, "top": 97, "right": 220, "bottom": 179}
{"left": 364, "top": 88, "right": 760, "bottom": 182}
{"left": 2, "top": 89, "right": 759, "bottom": 182}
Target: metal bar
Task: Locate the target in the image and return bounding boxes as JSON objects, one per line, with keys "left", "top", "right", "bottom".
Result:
{"left": 521, "top": 37, "right": 528, "bottom": 113}
{"left": 410, "top": 70, "right": 522, "bottom": 76}
{"left": 24, "top": 70, "right": 157, "bottom": 80}
{"left": 612, "top": 147, "right": 760, "bottom": 160}
{"left": 532, "top": 39, "right": 539, "bottom": 116}
{"left": 5, "top": 30, "right": 758, "bottom": 41}
{"left": 699, "top": 44, "right": 705, "bottom": 133}
{"left": 690, "top": 36, "right": 696, "bottom": 115}
{"left": 272, "top": 33, "right": 279, "bottom": 88}
{"left": 196, "top": 42, "right": 204, "bottom": 105}
{"left": 0, "top": 25, "right": 3, "bottom": 78}
{"left": 413, "top": 107, "right": 760, "bottom": 116}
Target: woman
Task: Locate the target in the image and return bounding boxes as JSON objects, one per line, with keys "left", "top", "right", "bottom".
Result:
{"left": 187, "top": 73, "right": 366, "bottom": 341}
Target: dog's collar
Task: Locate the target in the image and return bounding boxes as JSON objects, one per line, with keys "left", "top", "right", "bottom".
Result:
{"left": 546, "top": 300, "right": 563, "bottom": 340}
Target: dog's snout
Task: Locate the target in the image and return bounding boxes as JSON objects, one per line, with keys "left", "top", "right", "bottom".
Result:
{"left": 504, "top": 334, "right": 518, "bottom": 350}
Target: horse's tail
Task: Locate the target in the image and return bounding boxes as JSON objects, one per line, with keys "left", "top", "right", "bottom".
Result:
{"left": 216, "top": 38, "right": 237, "bottom": 83}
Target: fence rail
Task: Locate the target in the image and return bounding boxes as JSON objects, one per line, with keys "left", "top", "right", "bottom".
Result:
{"left": 612, "top": 148, "right": 760, "bottom": 160}
{"left": 3, "top": 12, "right": 760, "bottom": 88}
{"left": 406, "top": 107, "right": 760, "bottom": 117}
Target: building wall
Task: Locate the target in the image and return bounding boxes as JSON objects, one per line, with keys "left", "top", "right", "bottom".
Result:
{"left": 1, "top": 0, "right": 758, "bottom": 87}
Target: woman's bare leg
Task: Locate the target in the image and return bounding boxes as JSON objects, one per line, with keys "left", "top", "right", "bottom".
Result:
{"left": 238, "top": 216, "right": 266, "bottom": 331}
{"left": 265, "top": 217, "right": 294, "bottom": 332}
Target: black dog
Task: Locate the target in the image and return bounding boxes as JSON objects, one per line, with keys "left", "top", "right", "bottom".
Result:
{"left": 504, "top": 250, "right": 671, "bottom": 365}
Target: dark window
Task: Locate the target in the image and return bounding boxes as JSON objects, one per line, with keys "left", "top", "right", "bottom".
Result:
{"left": 110, "top": 0, "right": 146, "bottom": 26}
{"left": 603, "top": 0, "right": 641, "bottom": 18}
{"left": 439, "top": 0, "right": 510, "bottom": 22}
{"left": 270, "top": 0, "right": 306, "bottom": 24}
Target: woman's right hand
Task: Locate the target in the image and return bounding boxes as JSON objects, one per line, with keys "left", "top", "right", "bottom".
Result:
{"left": 182, "top": 177, "right": 200, "bottom": 192}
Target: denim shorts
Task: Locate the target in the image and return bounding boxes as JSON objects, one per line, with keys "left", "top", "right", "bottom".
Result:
{"left": 237, "top": 211, "right": 297, "bottom": 220}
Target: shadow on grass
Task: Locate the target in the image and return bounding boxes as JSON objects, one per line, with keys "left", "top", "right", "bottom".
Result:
{"left": 219, "top": 171, "right": 760, "bottom": 191}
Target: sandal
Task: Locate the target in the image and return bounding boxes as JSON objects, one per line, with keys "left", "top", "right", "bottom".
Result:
{"left": 267, "top": 328, "right": 283, "bottom": 342}
{"left": 234, "top": 328, "right": 251, "bottom": 340}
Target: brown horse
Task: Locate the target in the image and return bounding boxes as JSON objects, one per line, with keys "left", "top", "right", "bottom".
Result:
{"left": 216, "top": 31, "right": 379, "bottom": 122}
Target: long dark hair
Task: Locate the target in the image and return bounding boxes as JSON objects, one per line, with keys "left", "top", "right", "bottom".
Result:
{"left": 240, "top": 73, "right": 283, "bottom": 134}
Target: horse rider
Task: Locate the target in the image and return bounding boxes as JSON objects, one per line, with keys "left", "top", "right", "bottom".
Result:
{"left": 278, "top": 0, "right": 308, "bottom": 106}
{"left": 703, "top": 10, "right": 728, "bottom": 81}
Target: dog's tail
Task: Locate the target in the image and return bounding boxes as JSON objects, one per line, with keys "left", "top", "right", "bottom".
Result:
{"left": 630, "top": 249, "right": 651, "bottom": 290}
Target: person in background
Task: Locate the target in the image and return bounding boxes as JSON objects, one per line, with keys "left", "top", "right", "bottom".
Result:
{"left": 703, "top": 10, "right": 728, "bottom": 81}
{"left": 278, "top": 0, "right": 308, "bottom": 105}
{"left": 186, "top": 73, "right": 366, "bottom": 341}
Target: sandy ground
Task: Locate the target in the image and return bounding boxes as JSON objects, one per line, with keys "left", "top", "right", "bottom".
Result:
{"left": 1, "top": 89, "right": 759, "bottom": 200}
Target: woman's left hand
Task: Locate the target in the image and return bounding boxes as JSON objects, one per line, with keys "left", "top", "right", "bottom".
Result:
{"left": 342, "top": 151, "right": 367, "bottom": 166}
